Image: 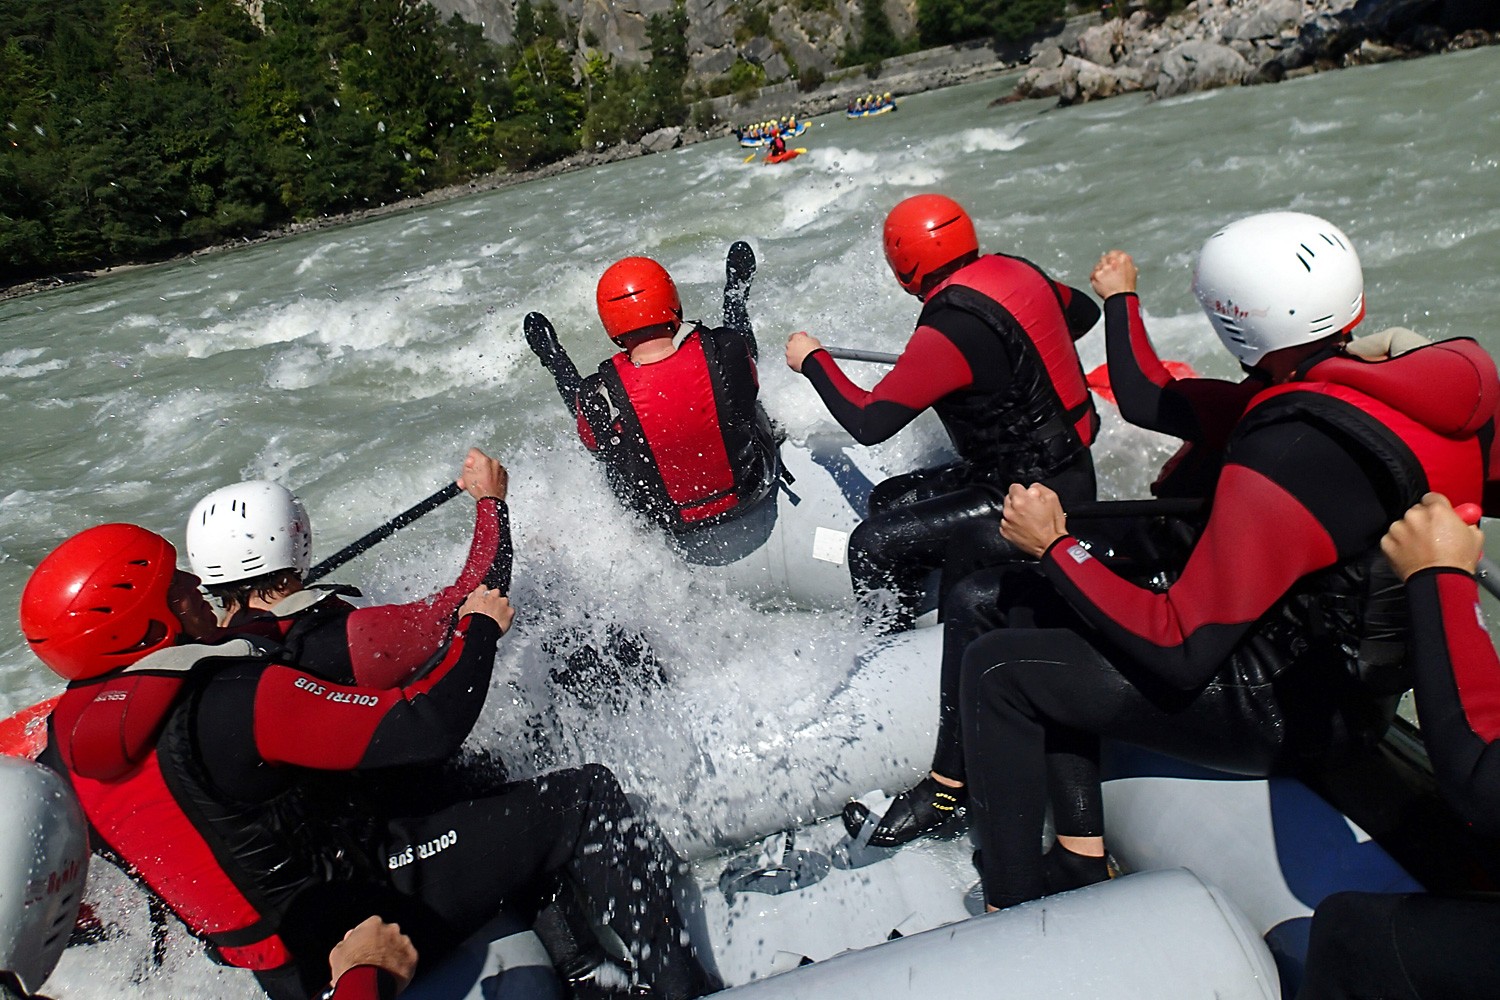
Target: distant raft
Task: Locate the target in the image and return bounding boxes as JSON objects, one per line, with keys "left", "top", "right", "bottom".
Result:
{"left": 737, "top": 121, "right": 809, "bottom": 147}
{"left": 847, "top": 100, "right": 897, "bottom": 118}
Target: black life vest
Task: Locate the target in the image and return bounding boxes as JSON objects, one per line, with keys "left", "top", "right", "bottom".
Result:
{"left": 1233, "top": 350, "right": 1489, "bottom": 713}
{"left": 919, "top": 254, "right": 1097, "bottom": 485}
{"left": 583, "top": 325, "right": 779, "bottom": 533}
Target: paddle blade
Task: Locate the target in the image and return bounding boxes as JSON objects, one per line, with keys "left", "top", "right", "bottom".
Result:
{"left": 1086, "top": 360, "right": 1198, "bottom": 406}
{"left": 0, "top": 695, "right": 60, "bottom": 760}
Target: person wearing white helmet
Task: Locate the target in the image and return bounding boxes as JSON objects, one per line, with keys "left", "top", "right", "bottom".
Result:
{"left": 951, "top": 210, "right": 1499, "bottom": 915}
{"left": 187, "top": 447, "right": 511, "bottom": 689}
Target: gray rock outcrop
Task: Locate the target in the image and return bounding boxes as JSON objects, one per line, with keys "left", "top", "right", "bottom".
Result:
{"left": 1013, "top": 0, "right": 1496, "bottom": 106}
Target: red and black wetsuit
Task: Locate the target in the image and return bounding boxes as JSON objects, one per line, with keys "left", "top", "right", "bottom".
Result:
{"left": 42, "top": 616, "right": 710, "bottom": 999}
{"left": 1298, "top": 567, "right": 1500, "bottom": 1000}
{"left": 1103, "top": 292, "right": 1267, "bottom": 497}
{"left": 327, "top": 966, "right": 401, "bottom": 1000}
{"left": 955, "top": 309, "right": 1497, "bottom": 910}
{"left": 229, "top": 497, "right": 512, "bottom": 689}
{"left": 575, "top": 325, "right": 778, "bottom": 534}
{"left": 798, "top": 253, "right": 1101, "bottom": 629}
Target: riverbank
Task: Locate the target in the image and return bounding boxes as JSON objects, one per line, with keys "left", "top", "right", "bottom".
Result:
{"left": 5, "top": 0, "right": 1494, "bottom": 304}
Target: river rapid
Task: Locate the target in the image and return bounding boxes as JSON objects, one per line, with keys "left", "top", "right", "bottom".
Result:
{"left": 4, "top": 47, "right": 1499, "bottom": 997}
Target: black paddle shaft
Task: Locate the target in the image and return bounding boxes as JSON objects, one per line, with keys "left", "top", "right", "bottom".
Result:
{"left": 304, "top": 482, "right": 463, "bottom": 584}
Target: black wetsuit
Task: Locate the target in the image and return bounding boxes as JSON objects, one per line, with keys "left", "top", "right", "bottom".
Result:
{"left": 1297, "top": 568, "right": 1500, "bottom": 1000}
{"left": 958, "top": 300, "right": 1493, "bottom": 910}
{"left": 799, "top": 253, "right": 1100, "bottom": 629}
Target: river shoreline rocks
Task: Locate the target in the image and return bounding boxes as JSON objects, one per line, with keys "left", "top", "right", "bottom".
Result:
{"left": 1012, "top": 0, "right": 1498, "bottom": 106}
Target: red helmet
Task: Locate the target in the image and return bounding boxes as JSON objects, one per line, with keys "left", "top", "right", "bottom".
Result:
{"left": 20, "top": 524, "right": 181, "bottom": 681}
{"left": 883, "top": 194, "right": 979, "bottom": 297}
{"left": 596, "top": 257, "right": 682, "bottom": 342}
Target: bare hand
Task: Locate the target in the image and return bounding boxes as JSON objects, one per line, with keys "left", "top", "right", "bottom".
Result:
{"left": 785, "top": 331, "right": 824, "bottom": 373}
{"left": 457, "top": 447, "right": 507, "bottom": 501}
{"left": 999, "top": 483, "right": 1070, "bottom": 559}
{"left": 329, "top": 917, "right": 418, "bottom": 994}
{"left": 1381, "top": 492, "right": 1485, "bottom": 580}
{"left": 457, "top": 586, "right": 515, "bottom": 633}
{"left": 1090, "top": 250, "right": 1138, "bottom": 300}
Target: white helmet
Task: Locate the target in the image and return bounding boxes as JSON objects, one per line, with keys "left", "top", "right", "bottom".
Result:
{"left": 0, "top": 758, "right": 88, "bottom": 995}
{"left": 187, "top": 480, "right": 312, "bottom": 584}
{"left": 1192, "top": 211, "right": 1365, "bottom": 367}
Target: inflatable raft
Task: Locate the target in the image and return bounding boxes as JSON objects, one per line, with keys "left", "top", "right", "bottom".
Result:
{"left": 846, "top": 103, "right": 895, "bottom": 118}
{"left": 737, "top": 123, "right": 808, "bottom": 148}
{"left": 669, "top": 431, "right": 875, "bottom": 609}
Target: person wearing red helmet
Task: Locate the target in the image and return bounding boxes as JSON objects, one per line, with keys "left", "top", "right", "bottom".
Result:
{"left": 785, "top": 193, "right": 1102, "bottom": 635}
{"left": 25, "top": 525, "right": 719, "bottom": 1000}
{"left": 526, "top": 242, "right": 779, "bottom": 537}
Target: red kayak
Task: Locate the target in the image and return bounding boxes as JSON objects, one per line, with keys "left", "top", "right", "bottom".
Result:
{"left": 764, "top": 148, "right": 805, "bottom": 165}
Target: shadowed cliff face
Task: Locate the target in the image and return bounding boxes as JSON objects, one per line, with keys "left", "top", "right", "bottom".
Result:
{"left": 424, "top": 0, "right": 917, "bottom": 80}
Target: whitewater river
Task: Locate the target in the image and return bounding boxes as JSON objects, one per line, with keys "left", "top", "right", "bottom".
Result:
{"left": 4, "top": 45, "right": 1499, "bottom": 996}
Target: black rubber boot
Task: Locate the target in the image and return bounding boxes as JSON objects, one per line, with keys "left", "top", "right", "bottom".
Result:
{"left": 723, "top": 241, "right": 756, "bottom": 334}
{"left": 1042, "top": 843, "right": 1110, "bottom": 895}
{"left": 841, "top": 776, "right": 966, "bottom": 847}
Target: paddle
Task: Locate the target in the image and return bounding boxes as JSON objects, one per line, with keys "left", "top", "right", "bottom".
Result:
{"left": 304, "top": 481, "right": 463, "bottom": 584}
{"left": 823, "top": 347, "right": 899, "bottom": 364}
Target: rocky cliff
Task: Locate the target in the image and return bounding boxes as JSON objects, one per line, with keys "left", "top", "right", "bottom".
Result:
{"left": 426, "top": 0, "right": 916, "bottom": 83}
{"left": 1014, "top": 0, "right": 1499, "bottom": 105}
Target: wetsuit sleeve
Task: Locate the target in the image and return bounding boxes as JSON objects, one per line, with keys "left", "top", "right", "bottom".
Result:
{"left": 1040, "top": 420, "right": 1389, "bottom": 691}
{"left": 1406, "top": 568, "right": 1500, "bottom": 835}
{"left": 1104, "top": 293, "right": 1259, "bottom": 445}
{"left": 574, "top": 371, "right": 611, "bottom": 454}
{"left": 800, "top": 324, "right": 974, "bottom": 445}
{"left": 327, "top": 966, "right": 399, "bottom": 1000}
{"left": 1055, "top": 281, "right": 1101, "bottom": 339}
{"left": 246, "top": 614, "right": 501, "bottom": 771}
{"left": 341, "top": 499, "right": 512, "bottom": 687}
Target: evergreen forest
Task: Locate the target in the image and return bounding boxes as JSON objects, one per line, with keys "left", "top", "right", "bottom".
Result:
{"left": 0, "top": 0, "right": 1064, "bottom": 282}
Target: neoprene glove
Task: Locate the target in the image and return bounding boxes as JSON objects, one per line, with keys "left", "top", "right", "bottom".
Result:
{"left": 525, "top": 311, "right": 565, "bottom": 368}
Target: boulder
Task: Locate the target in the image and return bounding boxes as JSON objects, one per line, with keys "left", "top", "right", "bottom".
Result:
{"left": 1223, "top": 0, "right": 1302, "bottom": 41}
{"left": 1030, "top": 44, "right": 1065, "bottom": 70}
{"left": 1155, "top": 40, "right": 1250, "bottom": 98}
{"left": 639, "top": 126, "right": 683, "bottom": 153}
{"left": 1350, "top": 0, "right": 1445, "bottom": 41}
{"left": 1077, "top": 22, "right": 1126, "bottom": 65}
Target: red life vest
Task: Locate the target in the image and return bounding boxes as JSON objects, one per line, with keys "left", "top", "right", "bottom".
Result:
{"left": 921, "top": 254, "right": 1097, "bottom": 483}
{"left": 1231, "top": 340, "right": 1496, "bottom": 697}
{"left": 585, "top": 326, "right": 778, "bottom": 532}
{"left": 43, "top": 644, "right": 295, "bottom": 972}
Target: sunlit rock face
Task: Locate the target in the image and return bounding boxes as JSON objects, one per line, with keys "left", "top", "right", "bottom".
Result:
{"left": 418, "top": 0, "right": 916, "bottom": 85}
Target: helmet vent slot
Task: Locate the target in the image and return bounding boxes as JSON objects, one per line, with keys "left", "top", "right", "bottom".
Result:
{"left": 112, "top": 582, "right": 134, "bottom": 590}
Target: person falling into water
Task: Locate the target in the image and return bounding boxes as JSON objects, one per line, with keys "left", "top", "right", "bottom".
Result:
{"left": 526, "top": 242, "right": 779, "bottom": 537}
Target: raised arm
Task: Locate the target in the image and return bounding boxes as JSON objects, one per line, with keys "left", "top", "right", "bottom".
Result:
{"left": 525, "top": 311, "right": 584, "bottom": 412}
{"left": 1092, "top": 250, "right": 1258, "bottom": 444}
